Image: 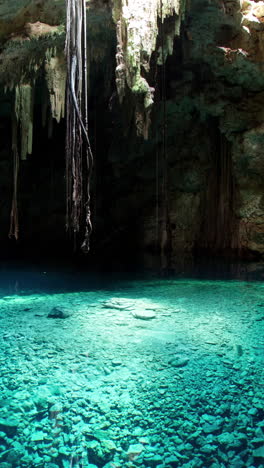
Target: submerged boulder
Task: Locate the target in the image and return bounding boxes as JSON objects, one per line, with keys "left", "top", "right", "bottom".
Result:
{"left": 253, "top": 445, "right": 264, "bottom": 458}
{"left": 126, "top": 443, "right": 145, "bottom": 460}
{"left": 47, "top": 306, "right": 71, "bottom": 319}
{"left": 0, "top": 418, "right": 19, "bottom": 437}
{"left": 168, "top": 356, "right": 189, "bottom": 367}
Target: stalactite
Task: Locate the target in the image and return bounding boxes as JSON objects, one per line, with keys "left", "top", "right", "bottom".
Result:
{"left": 65, "top": 0, "right": 93, "bottom": 252}
{"left": 9, "top": 51, "right": 66, "bottom": 242}
{"left": 8, "top": 83, "right": 34, "bottom": 240}
{"left": 113, "top": 0, "right": 185, "bottom": 138}
{"left": 15, "top": 83, "right": 34, "bottom": 160}
{"left": 41, "top": 85, "right": 49, "bottom": 128}
{"left": 45, "top": 55, "right": 66, "bottom": 124}
{"left": 9, "top": 115, "right": 20, "bottom": 240}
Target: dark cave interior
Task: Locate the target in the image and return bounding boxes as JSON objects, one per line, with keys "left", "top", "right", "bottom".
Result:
{"left": 0, "top": 0, "right": 264, "bottom": 273}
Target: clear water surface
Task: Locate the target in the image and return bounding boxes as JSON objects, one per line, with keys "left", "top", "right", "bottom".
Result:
{"left": 0, "top": 264, "right": 263, "bottom": 468}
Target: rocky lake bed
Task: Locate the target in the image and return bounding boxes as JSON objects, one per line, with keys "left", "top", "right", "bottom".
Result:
{"left": 0, "top": 277, "right": 263, "bottom": 468}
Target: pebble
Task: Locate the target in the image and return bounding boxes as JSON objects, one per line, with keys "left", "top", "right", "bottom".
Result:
{"left": 111, "top": 360, "right": 122, "bottom": 367}
{"left": 200, "top": 443, "right": 217, "bottom": 454}
{"left": 143, "top": 454, "right": 163, "bottom": 466}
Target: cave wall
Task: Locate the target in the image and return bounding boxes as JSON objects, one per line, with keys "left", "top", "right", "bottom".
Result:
{"left": 0, "top": 0, "right": 263, "bottom": 264}
{"left": 99, "top": 0, "right": 264, "bottom": 264}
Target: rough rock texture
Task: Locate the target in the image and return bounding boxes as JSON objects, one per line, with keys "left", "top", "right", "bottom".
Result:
{"left": 0, "top": 0, "right": 65, "bottom": 41}
{"left": 100, "top": 0, "right": 264, "bottom": 263}
{"left": 113, "top": 0, "right": 185, "bottom": 138}
{"left": 0, "top": 0, "right": 263, "bottom": 264}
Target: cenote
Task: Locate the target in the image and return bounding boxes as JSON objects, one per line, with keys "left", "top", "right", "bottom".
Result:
{"left": 1, "top": 0, "right": 264, "bottom": 467}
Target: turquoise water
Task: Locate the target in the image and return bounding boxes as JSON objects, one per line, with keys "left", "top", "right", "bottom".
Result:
{"left": 0, "top": 268, "right": 263, "bottom": 468}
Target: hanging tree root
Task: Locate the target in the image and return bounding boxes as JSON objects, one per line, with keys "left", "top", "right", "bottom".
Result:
{"left": 65, "top": 0, "right": 93, "bottom": 253}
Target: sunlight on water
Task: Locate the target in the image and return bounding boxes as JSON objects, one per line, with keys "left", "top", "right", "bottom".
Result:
{"left": 0, "top": 270, "right": 263, "bottom": 468}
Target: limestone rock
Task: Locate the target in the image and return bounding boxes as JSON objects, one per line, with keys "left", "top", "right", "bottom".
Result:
{"left": 253, "top": 445, "right": 264, "bottom": 458}
{"left": 132, "top": 310, "right": 156, "bottom": 320}
{"left": 143, "top": 454, "right": 163, "bottom": 466}
{"left": 0, "top": 418, "right": 19, "bottom": 437}
{"left": 169, "top": 356, "right": 189, "bottom": 367}
{"left": 102, "top": 299, "right": 134, "bottom": 310}
{"left": 30, "top": 431, "right": 46, "bottom": 442}
{"left": 127, "top": 443, "right": 145, "bottom": 460}
{"left": 48, "top": 306, "right": 71, "bottom": 319}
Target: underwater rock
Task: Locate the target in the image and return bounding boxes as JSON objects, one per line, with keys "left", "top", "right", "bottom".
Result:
{"left": 253, "top": 445, "right": 264, "bottom": 458}
{"left": 132, "top": 310, "right": 156, "bottom": 320}
{"left": 43, "top": 463, "right": 59, "bottom": 468}
{"left": 229, "top": 456, "right": 245, "bottom": 468}
{"left": 234, "top": 344, "right": 243, "bottom": 356}
{"left": 217, "top": 432, "right": 236, "bottom": 447}
{"left": 252, "top": 437, "right": 264, "bottom": 445}
{"left": 101, "top": 299, "right": 134, "bottom": 310}
{"left": 168, "top": 356, "right": 189, "bottom": 367}
{"left": 49, "top": 403, "right": 63, "bottom": 418}
{"left": 126, "top": 443, "right": 145, "bottom": 460}
{"left": 255, "top": 426, "right": 264, "bottom": 439}
{"left": 30, "top": 430, "right": 46, "bottom": 441}
{"left": 164, "top": 454, "right": 182, "bottom": 465}
{"left": 111, "top": 359, "right": 122, "bottom": 367}
{"left": 58, "top": 445, "right": 70, "bottom": 457}
{"left": 143, "top": 453, "right": 163, "bottom": 466}
{"left": 255, "top": 314, "right": 264, "bottom": 321}
{"left": 6, "top": 447, "right": 24, "bottom": 465}
{"left": 48, "top": 306, "right": 71, "bottom": 319}
{"left": 102, "top": 463, "right": 119, "bottom": 468}
{"left": 0, "top": 418, "right": 19, "bottom": 436}
{"left": 202, "top": 421, "right": 223, "bottom": 434}
{"left": 100, "top": 439, "right": 117, "bottom": 452}
{"left": 86, "top": 438, "right": 116, "bottom": 465}
{"left": 200, "top": 443, "right": 217, "bottom": 454}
